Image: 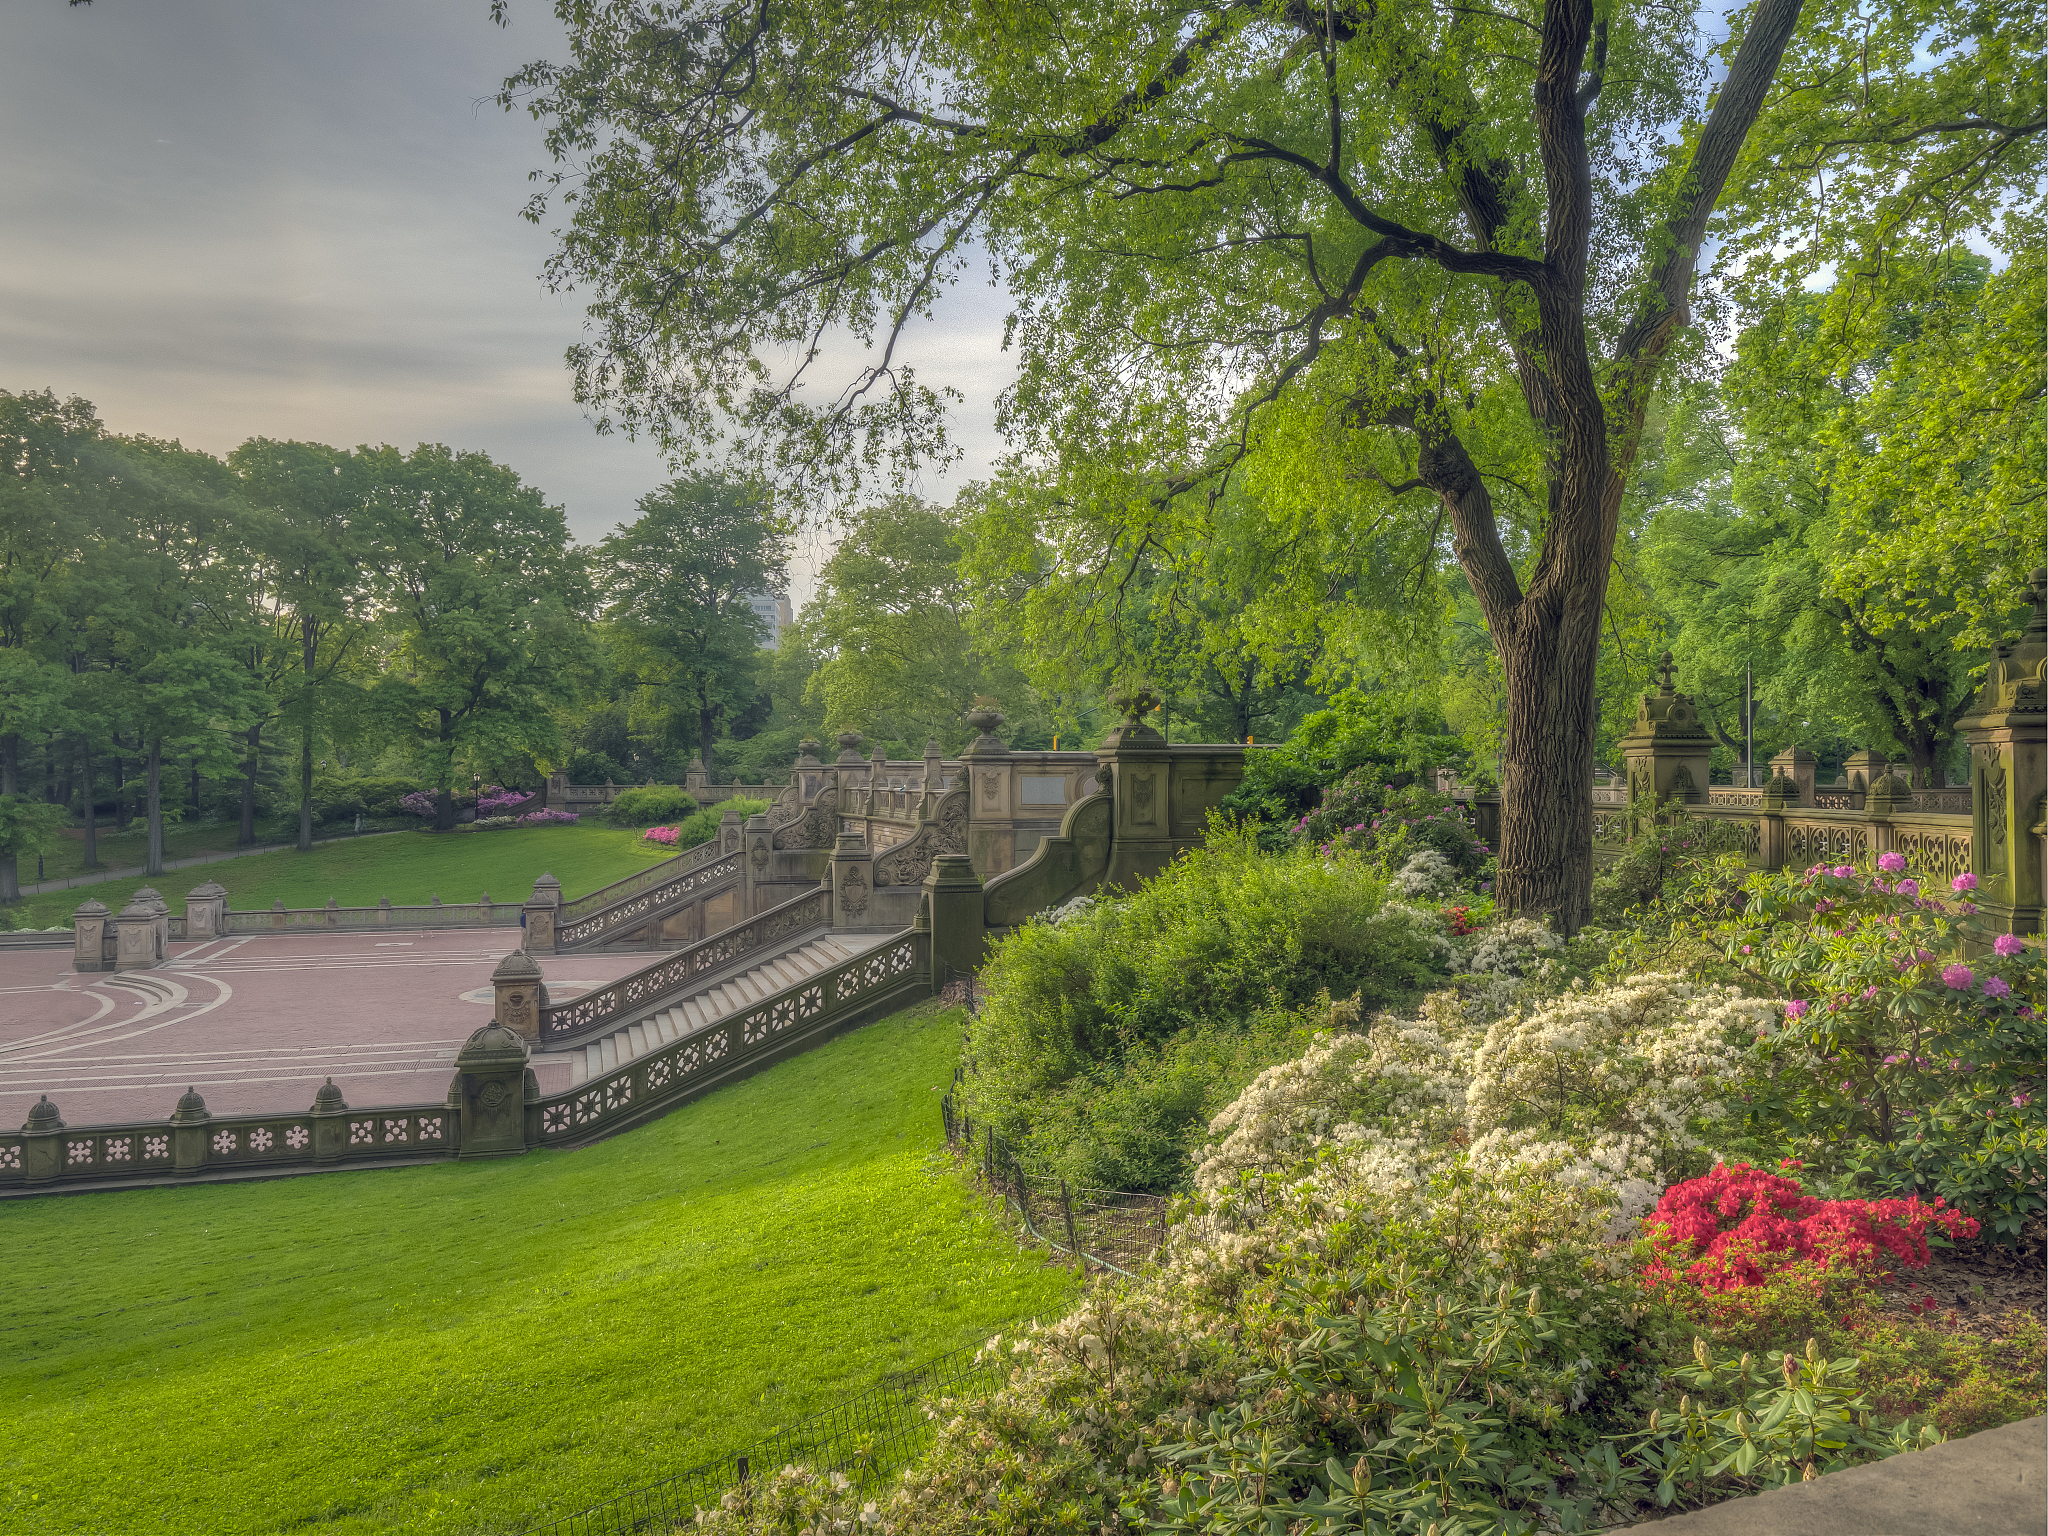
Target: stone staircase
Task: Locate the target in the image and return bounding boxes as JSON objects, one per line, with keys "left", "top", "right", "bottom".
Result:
{"left": 559, "top": 931, "right": 892, "bottom": 1087}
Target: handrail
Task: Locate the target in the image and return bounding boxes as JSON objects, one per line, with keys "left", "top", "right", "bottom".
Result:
{"left": 0, "top": 1100, "right": 455, "bottom": 1189}
{"left": 541, "top": 884, "right": 832, "bottom": 1043}
{"left": 534, "top": 927, "right": 925, "bottom": 1145}
{"left": 558, "top": 837, "right": 733, "bottom": 925}
{"left": 223, "top": 901, "right": 523, "bottom": 933}
{"left": 554, "top": 850, "right": 747, "bottom": 950}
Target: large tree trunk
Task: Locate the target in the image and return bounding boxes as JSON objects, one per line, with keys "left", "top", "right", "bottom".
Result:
{"left": 145, "top": 739, "right": 165, "bottom": 877}
{"left": 298, "top": 733, "right": 316, "bottom": 851}
{"left": 0, "top": 732, "right": 19, "bottom": 904}
{"left": 298, "top": 618, "right": 319, "bottom": 851}
{"left": 80, "top": 743, "right": 97, "bottom": 870}
{"left": 1492, "top": 575, "right": 1607, "bottom": 933}
{"left": 240, "top": 724, "right": 262, "bottom": 845}
{"left": 435, "top": 709, "right": 457, "bottom": 832}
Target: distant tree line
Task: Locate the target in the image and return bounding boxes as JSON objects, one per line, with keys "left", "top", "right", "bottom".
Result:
{"left": 0, "top": 389, "right": 791, "bottom": 900}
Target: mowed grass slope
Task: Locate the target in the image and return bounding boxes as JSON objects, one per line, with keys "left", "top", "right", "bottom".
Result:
{"left": 8, "top": 824, "right": 671, "bottom": 931}
{"left": 0, "top": 1005, "right": 1072, "bottom": 1535}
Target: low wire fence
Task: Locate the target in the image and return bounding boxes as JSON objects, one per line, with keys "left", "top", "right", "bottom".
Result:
{"left": 526, "top": 1331, "right": 1022, "bottom": 1535}
{"left": 941, "top": 1072, "right": 1172, "bottom": 1278}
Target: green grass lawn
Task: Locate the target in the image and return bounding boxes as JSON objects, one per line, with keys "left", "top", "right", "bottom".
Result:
{"left": 0, "top": 1003, "right": 1073, "bottom": 1535}
{"left": 5, "top": 824, "right": 672, "bottom": 932}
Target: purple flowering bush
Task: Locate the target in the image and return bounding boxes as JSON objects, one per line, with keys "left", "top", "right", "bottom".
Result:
{"left": 1705, "top": 859, "right": 2045, "bottom": 1242}
{"left": 1291, "top": 770, "right": 1484, "bottom": 877}
{"left": 517, "top": 808, "right": 578, "bottom": 826}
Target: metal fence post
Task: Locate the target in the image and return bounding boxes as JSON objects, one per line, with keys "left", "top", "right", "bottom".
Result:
{"left": 1059, "top": 1177, "right": 1085, "bottom": 1278}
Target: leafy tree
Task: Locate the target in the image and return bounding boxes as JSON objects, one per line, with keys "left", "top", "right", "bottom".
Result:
{"left": 0, "top": 390, "right": 94, "bottom": 901}
{"left": 598, "top": 475, "right": 787, "bottom": 776}
{"left": 93, "top": 435, "right": 264, "bottom": 875}
{"left": 228, "top": 440, "right": 378, "bottom": 850}
{"left": 1646, "top": 258, "right": 2039, "bottom": 785}
{"left": 366, "top": 444, "right": 591, "bottom": 831}
{"left": 506, "top": 0, "right": 1961, "bottom": 930}
{"left": 802, "top": 495, "right": 1031, "bottom": 747}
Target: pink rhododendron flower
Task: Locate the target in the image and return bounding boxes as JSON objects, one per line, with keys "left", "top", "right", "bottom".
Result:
{"left": 1832, "top": 864, "right": 1856, "bottom": 878}
{"left": 1941, "top": 964, "right": 1974, "bottom": 989}
{"left": 1994, "top": 933, "right": 2027, "bottom": 958}
{"left": 1982, "top": 976, "right": 2012, "bottom": 999}
{"left": 1783, "top": 999, "right": 1809, "bottom": 1020}
{"left": 1952, "top": 873, "right": 1979, "bottom": 893}
{"left": 1877, "top": 852, "right": 1907, "bottom": 874}
{"left": 1895, "top": 879, "right": 1919, "bottom": 897}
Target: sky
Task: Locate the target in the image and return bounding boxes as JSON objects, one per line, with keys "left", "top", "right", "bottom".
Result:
{"left": 1, "top": 0, "right": 1015, "bottom": 605}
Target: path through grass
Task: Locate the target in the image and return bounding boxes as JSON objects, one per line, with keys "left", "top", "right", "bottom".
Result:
{"left": 6, "top": 824, "right": 671, "bottom": 932}
{"left": 0, "top": 1003, "right": 1068, "bottom": 1535}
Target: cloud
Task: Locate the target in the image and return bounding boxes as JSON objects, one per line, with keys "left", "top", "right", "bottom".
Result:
{"left": 2, "top": 0, "right": 1016, "bottom": 608}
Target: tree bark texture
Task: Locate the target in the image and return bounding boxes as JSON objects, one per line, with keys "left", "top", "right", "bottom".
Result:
{"left": 240, "top": 724, "right": 261, "bottom": 846}
{"left": 0, "top": 733, "right": 19, "bottom": 904}
{"left": 145, "top": 739, "right": 165, "bottom": 877}
{"left": 80, "top": 744, "right": 97, "bottom": 870}
{"left": 298, "top": 617, "right": 319, "bottom": 851}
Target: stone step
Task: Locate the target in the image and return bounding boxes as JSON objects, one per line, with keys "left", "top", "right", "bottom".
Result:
{"left": 548, "top": 927, "right": 899, "bottom": 1088}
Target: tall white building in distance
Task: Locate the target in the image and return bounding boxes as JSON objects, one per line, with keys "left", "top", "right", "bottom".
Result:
{"left": 748, "top": 592, "right": 794, "bottom": 649}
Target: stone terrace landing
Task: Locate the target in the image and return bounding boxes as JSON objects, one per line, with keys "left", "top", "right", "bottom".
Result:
{"left": 0, "top": 931, "right": 657, "bottom": 1127}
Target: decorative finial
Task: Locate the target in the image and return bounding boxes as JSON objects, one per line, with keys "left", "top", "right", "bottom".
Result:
{"left": 1654, "top": 651, "right": 1677, "bottom": 694}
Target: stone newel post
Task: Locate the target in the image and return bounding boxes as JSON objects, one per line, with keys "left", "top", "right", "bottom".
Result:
{"left": 183, "top": 880, "right": 230, "bottom": 941}
{"left": 72, "top": 899, "right": 110, "bottom": 972}
{"left": 1960, "top": 567, "right": 2046, "bottom": 939}
{"left": 22, "top": 1096, "right": 64, "bottom": 1184}
{"left": 1615, "top": 653, "right": 1713, "bottom": 811}
{"left": 522, "top": 873, "right": 562, "bottom": 953}
{"left": 743, "top": 813, "right": 772, "bottom": 915}
{"left": 1096, "top": 687, "right": 1174, "bottom": 889}
{"left": 114, "top": 896, "right": 160, "bottom": 971}
{"left": 170, "top": 1087, "right": 211, "bottom": 1174}
{"left": 831, "top": 832, "right": 874, "bottom": 929}
{"left": 310, "top": 1078, "right": 351, "bottom": 1161}
{"left": 491, "top": 950, "right": 548, "bottom": 1041}
{"left": 921, "top": 853, "right": 987, "bottom": 987}
{"left": 451, "top": 1020, "right": 533, "bottom": 1157}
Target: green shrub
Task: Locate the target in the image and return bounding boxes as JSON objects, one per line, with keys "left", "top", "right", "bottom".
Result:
{"left": 602, "top": 784, "right": 699, "bottom": 826}
{"left": 669, "top": 796, "right": 774, "bottom": 851}
{"left": 1218, "top": 689, "right": 1467, "bottom": 845}
{"left": 959, "top": 829, "right": 1448, "bottom": 1190}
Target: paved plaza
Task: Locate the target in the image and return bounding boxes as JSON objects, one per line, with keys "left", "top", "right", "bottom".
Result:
{"left": 0, "top": 931, "right": 657, "bottom": 1127}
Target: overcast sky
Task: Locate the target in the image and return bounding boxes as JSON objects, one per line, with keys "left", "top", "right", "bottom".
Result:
{"left": 2, "top": 0, "right": 1014, "bottom": 604}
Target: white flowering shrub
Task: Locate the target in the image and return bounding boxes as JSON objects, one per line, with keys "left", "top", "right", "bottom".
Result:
{"left": 1459, "top": 915, "right": 1560, "bottom": 977}
{"left": 1182, "top": 973, "right": 1768, "bottom": 1290}
{"left": 1465, "top": 972, "right": 1772, "bottom": 1173}
{"left": 1389, "top": 847, "right": 1458, "bottom": 899}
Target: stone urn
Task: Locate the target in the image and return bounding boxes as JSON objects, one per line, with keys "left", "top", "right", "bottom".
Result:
{"left": 961, "top": 704, "right": 1008, "bottom": 757}
{"left": 834, "top": 729, "right": 866, "bottom": 764}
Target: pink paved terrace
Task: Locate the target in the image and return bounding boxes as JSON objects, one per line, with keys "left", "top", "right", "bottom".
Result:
{"left": 0, "top": 932, "right": 658, "bottom": 1127}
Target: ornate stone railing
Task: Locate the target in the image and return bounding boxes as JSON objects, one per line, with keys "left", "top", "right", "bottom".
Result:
{"left": 540, "top": 886, "right": 833, "bottom": 1044}
{"left": 554, "top": 849, "right": 747, "bottom": 951}
{"left": 557, "top": 837, "right": 734, "bottom": 928}
{"left": 1, "top": 920, "right": 929, "bottom": 1194}
{"left": 0, "top": 1097, "right": 453, "bottom": 1189}
{"left": 219, "top": 898, "right": 524, "bottom": 934}
{"left": 533, "top": 930, "right": 926, "bottom": 1147}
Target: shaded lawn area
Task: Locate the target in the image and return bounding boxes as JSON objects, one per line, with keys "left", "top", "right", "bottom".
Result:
{"left": 0, "top": 1003, "right": 1071, "bottom": 1535}
{"left": 5, "top": 824, "right": 671, "bottom": 932}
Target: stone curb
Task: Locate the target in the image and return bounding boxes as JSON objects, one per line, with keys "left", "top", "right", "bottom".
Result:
{"left": 1627, "top": 1414, "right": 2045, "bottom": 1533}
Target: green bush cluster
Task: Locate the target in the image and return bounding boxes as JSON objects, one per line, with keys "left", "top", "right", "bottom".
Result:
{"left": 958, "top": 829, "right": 1448, "bottom": 1191}
{"left": 1219, "top": 689, "right": 1468, "bottom": 844}
{"left": 602, "top": 784, "right": 699, "bottom": 826}
{"left": 671, "top": 796, "right": 775, "bottom": 849}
